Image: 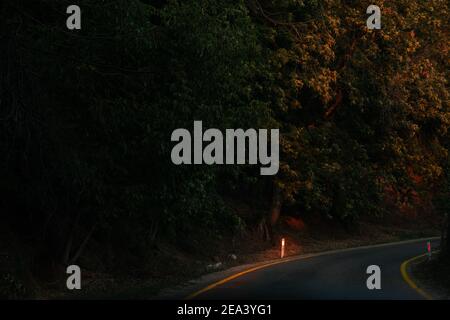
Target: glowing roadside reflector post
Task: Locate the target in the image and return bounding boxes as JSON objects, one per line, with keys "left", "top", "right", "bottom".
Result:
{"left": 427, "top": 241, "right": 431, "bottom": 260}
{"left": 280, "top": 238, "right": 285, "bottom": 258}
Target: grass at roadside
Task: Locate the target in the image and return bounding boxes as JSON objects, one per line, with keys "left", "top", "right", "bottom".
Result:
{"left": 411, "top": 254, "right": 450, "bottom": 300}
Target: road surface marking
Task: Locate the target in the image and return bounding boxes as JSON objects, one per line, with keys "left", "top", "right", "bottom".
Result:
{"left": 185, "top": 237, "right": 438, "bottom": 299}
{"left": 186, "top": 256, "right": 305, "bottom": 299}
{"left": 400, "top": 253, "right": 433, "bottom": 300}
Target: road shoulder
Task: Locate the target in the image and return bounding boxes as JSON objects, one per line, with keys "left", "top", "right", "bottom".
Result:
{"left": 408, "top": 254, "right": 450, "bottom": 300}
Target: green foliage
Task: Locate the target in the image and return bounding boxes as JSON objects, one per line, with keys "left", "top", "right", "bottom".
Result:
{"left": 0, "top": 0, "right": 448, "bottom": 280}
{"left": 257, "top": 0, "right": 449, "bottom": 221}
{"left": 1, "top": 0, "right": 270, "bottom": 268}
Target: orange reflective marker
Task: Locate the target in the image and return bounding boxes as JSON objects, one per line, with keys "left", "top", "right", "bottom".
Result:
{"left": 281, "top": 238, "right": 286, "bottom": 259}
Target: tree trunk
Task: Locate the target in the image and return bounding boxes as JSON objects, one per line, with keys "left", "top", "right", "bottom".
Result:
{"left": 441, "top": 213, "right": 450, "bottom": 257}
{"left": 270, "top": 184, "right": 282, "bottom": 226}
{"left": 70, "top": 223, "right": 97, "bottom": 264}
{"left": 62, "top": 211, "right": 81, "bottom": 265}
{"left": 258, "top": 183, "right": 282, "bottom": 244}
{"left": 258, "top": 218, "right": 271, "bottom": 242}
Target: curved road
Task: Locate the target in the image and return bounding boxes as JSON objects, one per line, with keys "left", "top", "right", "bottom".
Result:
{"left": 190, "top": 238, "right": 439, "bottom": 300}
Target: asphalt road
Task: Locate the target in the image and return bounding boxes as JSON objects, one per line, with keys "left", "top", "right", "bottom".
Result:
{"left": 192, "top": 238, "right": 439, "bottom": 300}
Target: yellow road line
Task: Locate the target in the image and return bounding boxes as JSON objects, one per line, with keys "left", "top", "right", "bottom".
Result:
{"left": 400, "top": 253, "right": 433, "bottom": 300}
{"left": 186, "top": 256, "right": 304, "bottom": 299}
